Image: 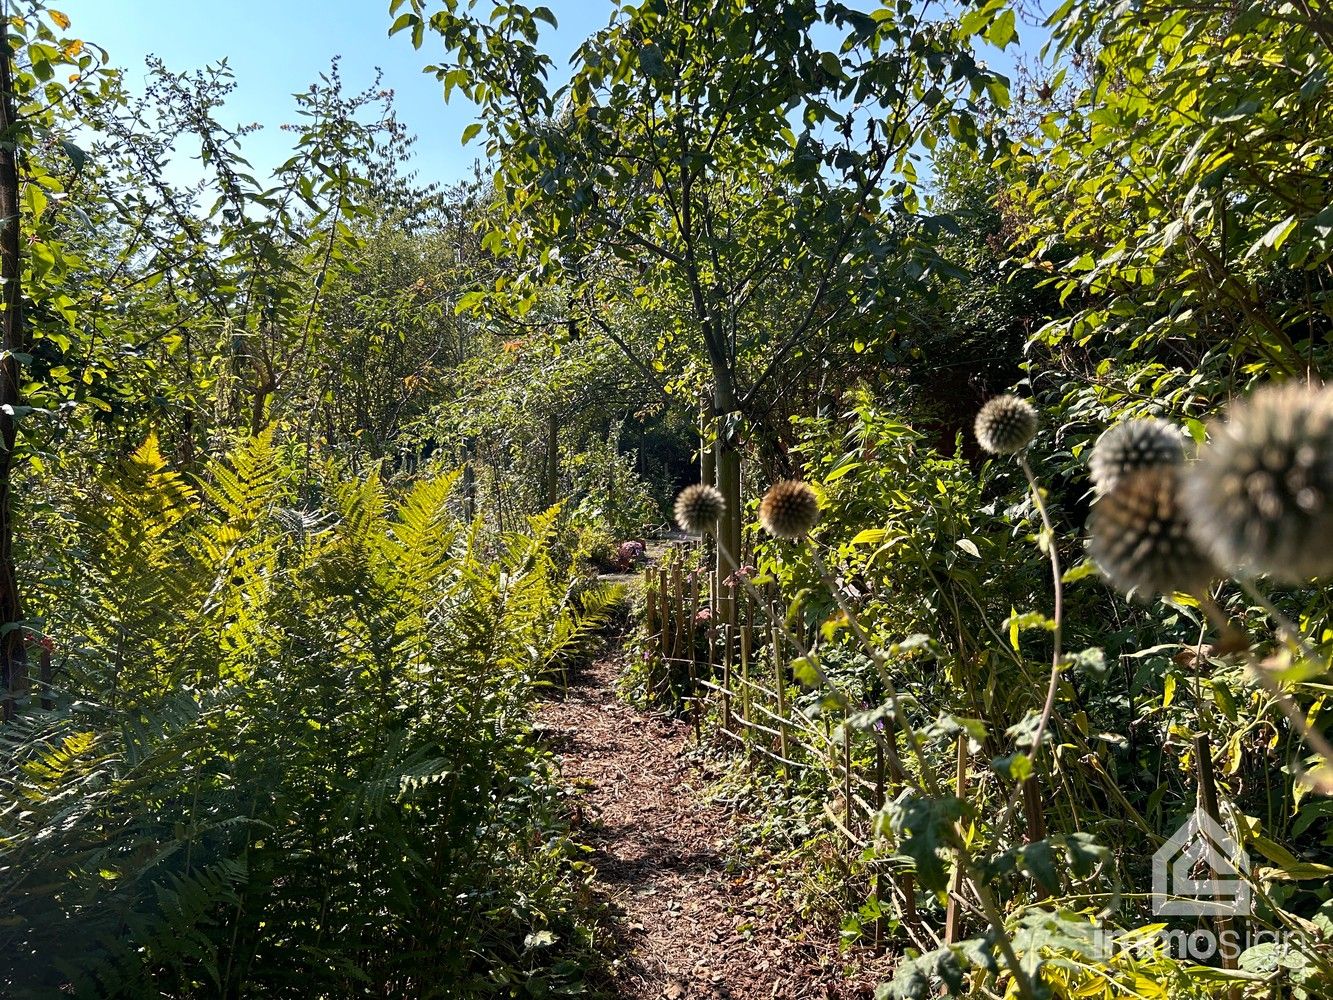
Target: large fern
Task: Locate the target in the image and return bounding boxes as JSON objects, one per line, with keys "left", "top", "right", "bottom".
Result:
{"left": 1, "top": 439, "right": 601, "bottom": 997}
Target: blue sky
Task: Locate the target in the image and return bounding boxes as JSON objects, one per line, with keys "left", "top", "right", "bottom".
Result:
{"left": 58, "top": 0, "right": 615, "bottom": 186}
{"left": 56, "top": 2, "right": 1038, "bottom": 190}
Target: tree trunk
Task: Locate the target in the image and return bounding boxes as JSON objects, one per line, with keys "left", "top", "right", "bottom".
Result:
{"left": 0, "top": 19, "right": 27, "bottom": 719}
{"left": 462, "top": 436, "right": 477, "bottom": 521}
{"left": 545, "top": 412, "right": 559, "bottom": 507}
{"left": 713, "top": 376, "right": 742, "bottom": 627}
{"left": 699, "top": 394, "right": 716, "bottom": 489}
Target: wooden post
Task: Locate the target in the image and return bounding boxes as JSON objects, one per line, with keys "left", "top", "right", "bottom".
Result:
{"left": 880, "top": 716, "right": 917, "bottom": 932}
{"left": 688, "top": 572, "right": 700, "bottom": 643}
{"left": 721, "top": 621, "right": 733, "bottom": 734}
{"left": 843, "top": 709, "right": 854, "bottom": 839}
{"left": 644, "top": 570, "right": 659, "bottom": 706}
{"left": 873, "top": 736, "right": 886, "bottom": 952}
{"left": 688, "top": 572, "right": 701, "bottom": 742}
{"left": 660, "top": 567, "right": 673, "bottom": 660}
{"left": 659, "top": 566, "right": 673, "bottom": 707}
{"left": 671, "top": 564, "right": 685, "bottom": 665}
{"left": 1025, "top": 773, "right": 1050, "bottom": 902}
{"left": 769, "top": 597, "right": 790, "bottom": 772}
{"left": 740, "top": 603, "right": 752, "bottom": 736}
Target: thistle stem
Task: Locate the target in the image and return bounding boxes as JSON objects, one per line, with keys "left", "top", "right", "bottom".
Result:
{"left": 996, "top": 457, "right": 1065, "bottom": 835}
{"left": 1018, "top": 456, "right": 1065, "bottom": 773}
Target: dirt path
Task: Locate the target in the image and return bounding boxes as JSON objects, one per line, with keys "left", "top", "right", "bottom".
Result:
{"left": 537, "top": 655, "right": 878, "bottom": 999}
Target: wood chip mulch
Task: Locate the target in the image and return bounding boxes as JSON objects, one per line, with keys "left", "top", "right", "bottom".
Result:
{"left": 537, "top": 655, "right": 886, "bottom": 999}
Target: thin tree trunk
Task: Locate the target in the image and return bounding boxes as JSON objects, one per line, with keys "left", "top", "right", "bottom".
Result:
{"left": 700, "top": 393, "right": 716, "bottom": 489}
{"left": 462, "top": 436, "right": 477, "bottom": 521}
{"left": 0, "top": 14, "right": 26, "bottom": 719}
{"left": 713, "top": 374, "right": 741, "bottom": 627}
{"left": 545, "top": 412, "right": 559, "bottom": 507}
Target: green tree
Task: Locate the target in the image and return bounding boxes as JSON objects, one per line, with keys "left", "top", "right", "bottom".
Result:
{"left": 393, "top": 0, "right": 1016, "bottom": 614}
{"left": 1007, "top": 0, "right": 1333, "bottom": 390}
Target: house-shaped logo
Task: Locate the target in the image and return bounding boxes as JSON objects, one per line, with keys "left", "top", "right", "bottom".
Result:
{"left": 1152, "top": 809, "right": 1251, "bottom": 916}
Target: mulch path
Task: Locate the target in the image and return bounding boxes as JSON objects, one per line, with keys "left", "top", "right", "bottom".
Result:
{"left": 537, "top": 655, "right": 884, "bottom": 999}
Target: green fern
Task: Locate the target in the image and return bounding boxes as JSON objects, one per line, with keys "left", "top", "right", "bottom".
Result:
{"left": 2, "top": 442, "right": 599, "bottom": 996}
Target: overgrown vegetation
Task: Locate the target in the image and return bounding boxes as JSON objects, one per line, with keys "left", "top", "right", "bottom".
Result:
{"left": 5, "top": 434, "right": 614, "bottom": 995}
{"left": 2, "top": 0, "right": 1332, "bottom": 996}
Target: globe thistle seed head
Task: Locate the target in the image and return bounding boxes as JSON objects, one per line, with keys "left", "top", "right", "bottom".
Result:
{"left": 1182, "top": 382, "right": 1333, "bottom": 583}
{"left": 975, "top": 395, "right": 1038, "bottom": 455}
{"left": 759, "top": 480, "right": 821, "bottom": 539}
{"left": 674, "top": 483, "right": 725, "bottom": 534}
{"left": 1089, "top": 465, "right": 1216, "bottom": 600}
{"left": 1089, "top": 418, "right": 1187, "bottom": 495}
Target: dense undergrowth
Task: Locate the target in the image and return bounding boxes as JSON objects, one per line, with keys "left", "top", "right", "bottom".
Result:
{"left": 625, "top": 389, "right": 1333, "bottom": 999}
{"left": 1, "top": 433, "right": 615, "bottom": 996}
{"left": 1, "top": 0, "right": 1332, "bottom": 996}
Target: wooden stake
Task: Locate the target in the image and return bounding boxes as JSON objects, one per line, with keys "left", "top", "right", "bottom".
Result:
{"left": 644, "top": 570, "right": 657, "bottom": 704}
{"left": 740, "top": 607, "right": 752, "bottom": 737}
{"left": 769, "top": 597, "right": 790, "bottom": 775}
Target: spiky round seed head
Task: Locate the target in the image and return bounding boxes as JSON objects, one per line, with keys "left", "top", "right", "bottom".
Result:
{"left": 1182, "top": 382, "right": 1333, "bottom": 583}
{"left": 759, "top": 480, "right": 821, "bottom": 539}
{"left": 1088, "top": 465, "right": 1216, "bottom": 600}
{"left": 1089, "top": 418, "right": 1187, "bottom": 495}
{"left": 674, "top": 483, "right": 725, "bottom": 534}
{"left": 974, "top": 395, "right": 1039, "bottom": 455}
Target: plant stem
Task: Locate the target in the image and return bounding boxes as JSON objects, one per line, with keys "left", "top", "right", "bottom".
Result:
{"left": 1018, "top": 457, "right": 1064, "bottom": 760}
{"left": 996, "top": 458, "right": 1065, "bottom": 834}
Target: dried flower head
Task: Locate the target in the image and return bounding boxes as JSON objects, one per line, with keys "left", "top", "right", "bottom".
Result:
{"left": 1088, "top": 465, "right": 1216, "bottom": 600}
{"left": 674, "top": 483, "right": 725, "bottom": 534}
{"left": 1089, "top": 418, "right": 1187, "bottom": 495}
{"left": 1183, "top": 382, "right": 1333, "bottom": 582}
{"left": 759, "top": 480, "right": 821, "bottom": 539}
{"left": 974, "top": 395, "right": 1038, "bottom": 455}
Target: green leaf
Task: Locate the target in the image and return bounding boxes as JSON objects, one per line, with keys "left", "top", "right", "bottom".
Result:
{"left": 524, "top": 929, "right": 558, "bottom": 948}
{"left": 825, "top": 461, "right": 861, "bottom": 482}
{"left": 1017, "top": 839, "right": 1059, "bottom": 894}
{"left": 1061, "top": 560, "right": 1098, "bottom": 584}
{"left": 1249, "top": 215, "right": 1297, "bottom": 258}
{"left": 986, "top": 9, "right": 1017, "bottom": 48}
{"left": 993, "top": 752, "right": 1032, "bottom": 781}
{"left": 790, "top": 655, "right": 825, "bottom": 689}
{"left": 59, "top": 139, "right": 86, "bottom": 174}
{"left": 884, "top": 793, "right": 965, "bottom": 893}
{"left": 638, "top": 42, "right": 665, "bottom": 78}
{"left": 850, "top": 527, "right": 889, "bottom": 545}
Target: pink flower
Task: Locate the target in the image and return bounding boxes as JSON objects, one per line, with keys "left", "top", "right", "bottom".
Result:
{"left": 723, "top": 565, "right": 756, "bottom": 587}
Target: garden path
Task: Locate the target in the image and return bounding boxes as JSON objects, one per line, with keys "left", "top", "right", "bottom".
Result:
{"left": 537, "top": 650, "right": 880, "bottom": 999}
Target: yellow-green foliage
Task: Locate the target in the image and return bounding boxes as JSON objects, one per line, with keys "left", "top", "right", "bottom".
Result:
{"left": 0, "top": 434, "right": 606, "bottom": 997}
